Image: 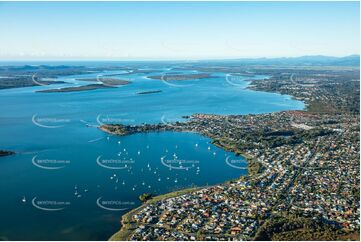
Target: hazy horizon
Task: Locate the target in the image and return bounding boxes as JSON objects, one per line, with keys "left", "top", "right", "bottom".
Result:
{"left": 0, "top": 55, "right": 359, "bottom": 64}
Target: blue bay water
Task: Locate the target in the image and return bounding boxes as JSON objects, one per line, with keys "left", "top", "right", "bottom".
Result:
{"left": 0, "top": 63, "right": 304, "bottom": 240}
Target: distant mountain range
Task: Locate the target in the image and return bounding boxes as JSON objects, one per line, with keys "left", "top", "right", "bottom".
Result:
{"left": 222, "top": 55, "right": 360, "bottom": 66}
{"left": 0, "top": 55, "right": 359, "bottom": 67}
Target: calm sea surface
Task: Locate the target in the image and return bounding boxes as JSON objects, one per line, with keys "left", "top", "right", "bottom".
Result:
{"left": 0, "top": 63, "right": 304, "bottom": 240}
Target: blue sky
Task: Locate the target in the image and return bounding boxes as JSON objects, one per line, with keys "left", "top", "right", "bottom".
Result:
{"left": 0, "top": 1, "right": 359, "bottom": 60}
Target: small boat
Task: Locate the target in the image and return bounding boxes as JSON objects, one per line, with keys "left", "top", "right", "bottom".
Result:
{"left": 22, "top": 196, "right": 26, "bottom": 203}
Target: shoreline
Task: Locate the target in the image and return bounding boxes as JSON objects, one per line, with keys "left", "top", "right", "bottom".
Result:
{"left": 107, "top": 75, "right": 300, "bottom": 241}
{"left": 108, "top": 144, "right": 263, "bottom": 241}
{"left": 104, "top": 68, "right": 359, "bottom": 240}
{"left": 109, "top": 186, "right": 204, "bottom": 241}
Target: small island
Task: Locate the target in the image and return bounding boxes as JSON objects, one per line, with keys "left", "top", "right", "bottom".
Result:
{"left": 0, "top": 76, "right": 65, "bottom": 89}
{"left": 136, "top": 90, "right": 162, "bottom": 95}
{"left": 0, "top": 65, "right": 117, "bottom": 90}
{"left": 75, "top": 77, "right": 131, "bottom": 86}
{"left": 147, "top": 73, "right": 213, "bottom": 81}
{"left": 0, "top": 150, "right": 15, "bottom": 157}
{"left": 36, "top": 84, "right": 116, "bottom": 93}
{"left": 37, "top": 77, "right": 131, "bottom": 93}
